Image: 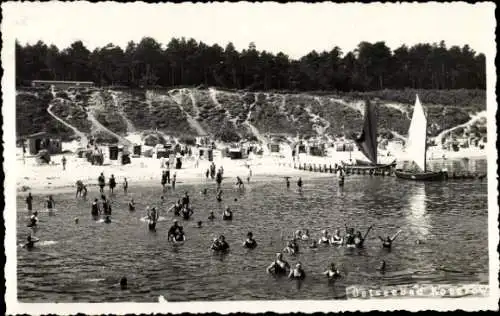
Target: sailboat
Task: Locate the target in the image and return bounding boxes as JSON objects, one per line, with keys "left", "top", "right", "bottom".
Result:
{"left": 342, "top": 99, "right": 396, "bottom": 171}
{"left": 395, "top": 95, "right": 447, "bottom": 181}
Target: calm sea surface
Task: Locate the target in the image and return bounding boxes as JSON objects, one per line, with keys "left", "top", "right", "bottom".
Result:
{"left": 17, "top": 159, "right": 488, "bottom": 302}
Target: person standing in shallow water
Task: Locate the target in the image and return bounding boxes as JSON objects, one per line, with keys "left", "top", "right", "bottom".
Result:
{"left": 61, "top": 156, "right": 67, "bottom": 170}
{"left": 123, "top": 178, "right": 128, "bottom": 194}
{"left": 109, "top": 174, "right": 116, "bottom": 194}
{"left": 297, "top": 177, "right": 303, "bottom": 191}
{"left": 161, "top": 171, "right": 167, "bottom": 192}
{"left": 26, "top": 192, "right": 33, "bottom": 211}
{"left": 98, "top": 173, "right": 106, "bottom": 193}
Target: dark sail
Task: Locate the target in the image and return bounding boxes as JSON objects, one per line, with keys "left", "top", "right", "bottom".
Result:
{"left": 354, "top": 100, "right": 377, "bottom": 165}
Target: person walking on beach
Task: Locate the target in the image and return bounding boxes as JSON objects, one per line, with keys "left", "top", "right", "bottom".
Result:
{"left": 98, "top": 173, "right": 106, "bottom": 193}
{"left": 26, "top": 192, "right": 33, "bottom": 212}
{"left": 123, "top": 178, "right": 128, "bottom": 194}
{"left": 216, "top": 171, "right": 223, "bottom": 190}
{"left": 236, "top": 176, "right": 244, "bottom": 190}
{"left": 109, "top": 174, "right": 116, "bottom": 194}
{"left": 62, "top": 156, "right": 67, "bottom": 170}
{"left": 46, "top": 195, "right": 55, "bottom": 212}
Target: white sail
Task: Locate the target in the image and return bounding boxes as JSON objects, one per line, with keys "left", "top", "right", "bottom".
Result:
{"left": 406, "top": 95, "right": 427, "bottom": 172}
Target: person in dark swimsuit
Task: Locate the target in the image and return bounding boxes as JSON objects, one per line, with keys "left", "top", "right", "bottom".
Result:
{"left": 168, "top": 220, "right": 182, "bottom": 241}
{"left": 109, "top": 175, "right": 116, "bottom": 194}
{"left": 323, "top": 262, "right": 341, "bottom": 280}
{"left": 354, "top": 225, "right": 373, "bottom": 248}
{"left": 24, "top": 234, "right": 39, "bottom": 249}
{"left": 197, "top": 221, "right": 203, "bottom": 228}
{"left": 285, "top": 177, "right": 290, "bottom": 189}
{"left": 182, "top": 192, "right": 190, "bottom": 208}
{"left": 91, "top": 199, "right": 100, "bottom": 217}
{"left": 98, "top": 173, "right": 106, "bottom": 193}
{"left": 243, "top": 232, "right": 257, "bottom": 249}
{"left": 216, "top": 172, "right": 223, "bottom": 190}
{"left": 26, "top": 193, "right": 33, "bottom": 211}
{"left": 297, "top": 177, "right": 303, "bottom": 191}
{"left": 266, "top": 253, "right": 290, "bottom": 275}
{"left": 208, "top": 211, "right": 215, "bottom": 220}
{"left": 181, "top": 207, "right": 194, "bottom": 220}
{"left": 211, "top": 235, "right": 229, "bottom": 251}
{"left": 344, "top": 226, "right": 355, "bottom": 246}
{"left": 216, "top": 190, "right": 223, "bottom": 202}
{"left": 123, "top": 178, "right": 128, "bottom": 194}
{"left": 148, "top": 207, "right": 159, "bottom": 231}
{"left": 222, "top": 207, "right": 233, "bottom": 220}
{"left": 128, "top": 199, "right": 135, "bottom": 211}
{"left": 174, "top": 227, "right": 185, "bottom": 242}
{"left": 28, "top": 211, "right": 38, "bottom": 228}
{"left": 379, "top": 230, "right": 401, "bottom": 249}
{"left": 236, "top": 176, "right": 244, "bottom": 189}
{"left": 82, "top": 185, "right": 88, "bottom": 198}
{"left": 161, "top": 171, "right": 167, "bottom": 192}
{"left": 288, "top": 263, "right": 306, "bottom": 280}
{"left": 46, "top": 195, "right": 55, "bottom": 212}
{"left": 283, "top": 238, "right": 299, "bottom": 255}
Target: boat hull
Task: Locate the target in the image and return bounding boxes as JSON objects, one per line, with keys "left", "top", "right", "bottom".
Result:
{"left": 394, "top": 169, "right": 447, "bottom": 181}
{"left": 342, "top": 160, "right": 396, "bottom": 171}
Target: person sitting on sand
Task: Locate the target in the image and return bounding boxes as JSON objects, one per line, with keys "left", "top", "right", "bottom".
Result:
{"left": 323, "top": 262, "right": 341, "bottom": 280}
{"left": 222, "top": 207, "right": 233, "bottom": 220}
{"left": 243, "top": 232, "right": 257, "bottom": 249}
{"left": 288, "top": 263, "right": 306, "bottom": 280}
{"left": 266, "top": 253, "right": 290, "bottom": 276}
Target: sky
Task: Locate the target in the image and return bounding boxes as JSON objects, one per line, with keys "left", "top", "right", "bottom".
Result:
{"left": 2, "top": 2, "right": 496, "bottom": 58}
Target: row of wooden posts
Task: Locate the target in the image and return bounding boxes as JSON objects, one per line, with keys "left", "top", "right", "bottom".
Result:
{"left": 280, "top": 162, "right": 487, "bottom": 180}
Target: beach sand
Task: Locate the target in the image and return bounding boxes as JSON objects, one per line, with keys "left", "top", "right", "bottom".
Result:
{"left": 16, "top": 144, "right": 486, "bottom": 195}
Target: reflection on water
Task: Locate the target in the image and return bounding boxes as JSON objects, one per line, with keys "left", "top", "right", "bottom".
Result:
{"left": 406, "top": 184, "right": 429, "bottom": 238}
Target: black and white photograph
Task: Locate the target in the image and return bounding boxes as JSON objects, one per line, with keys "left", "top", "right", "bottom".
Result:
{"left": 2, "top": 1, "right": 498, "bottom": 314}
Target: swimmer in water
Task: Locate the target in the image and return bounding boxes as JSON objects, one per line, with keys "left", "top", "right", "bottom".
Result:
{"left": 201, "top": 188, "right": 208, "bottom": 195}
{"left": 211, "top": 235, "right": 229, "bottom": 251}
{"left": 236, "top": 176, "right": 244, "bottom": 189}
{"left": 344, "top": 226, "right": 355, "bottom": 246}
{"left": 168, "top": 200, "right": 182, "bottom": 216}
{"left": 377, "top": 260, "right": 386, "bottom": 273}
{"left": 294, "top": 230, "right": 303, "bottom": 240}
{"left": 28, "top": 211, "right": 39, "bottom": 228}
{"left": 120, "top": 277, "right": 128, "bottom": 290}
{"left": 318, "top": 230, "right": 330, "bottom": 245}
{"left": 181, "top": 206, "right": 194, "bottom": 220}
{"left": 266, "top": 253, "right": 290, "bottom": 276}
{"left": 354, "top": 225, "right": 373, "bottom": 248}
{"left": 243, "top": 232, "right": 257, "bottom": 249}
{"left": 283, "top": 238, "right": 299, "bottom": 255}
{"left": 24, "top": 234, "right": 40, "bottom": 249}
{"left": 309, "top": 240, "right": 318, "bottom": 249}
{"left": 288, "top": 263, "right": 306, "bottom": 280}
{"left": 222, "top": 207, "right": 233, "bottom": 220}
{"left": 208, "top": 211, "right": 215, "bottom": 220}
{"left": 128, "top": 199, "right": 136, "bottom": 211}
{"left": 379, "top": 230, "right": 401, "bottom": 249}
{"left": 323, "top": 262, "right": 341, "bottom": 280}
{"left": 197, "top": 221, "right": 203, "bottom": 228}
{"left": 104, "top": 215, "right": 112, "bottom": 224}
{"left": 91, "top": 199, "right": 99, "bottom": 217}
{"left": 301, "top": 229, "right": 310, "bottom": 241}
{"left": 46, "top": 195, "right": 55, "bottom": 212}
{"left": 168, "top": 220, "right": 182, "bottom": 242}
{"left": 330, "top": 229, "right": 343, "bottom": 245}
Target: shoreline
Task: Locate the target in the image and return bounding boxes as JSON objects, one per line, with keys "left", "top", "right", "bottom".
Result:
{"left": 16, "top": 147, "right": 487, "bottom": 196}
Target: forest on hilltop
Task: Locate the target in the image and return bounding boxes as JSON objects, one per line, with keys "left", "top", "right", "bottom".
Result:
{"left": 16, "top": 37, "right": 485, "bottom": 91}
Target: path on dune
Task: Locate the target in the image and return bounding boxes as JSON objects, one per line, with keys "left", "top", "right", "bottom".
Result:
{"left": 168, "top": 89, "right": 207, "bottom": 136}
{"left": 47, "top": 103, "right": 89, "bottom": 146}
{"left": 110, "top": 90, "right": 137, "bottom": 134}
{"left": 88, "top": 92, "right": 132, "bottom": 145}
{"left": 242, "top": 92, "right": 269, "bottom": 154}
{"left": 433, "top": 111, "right": 487, "bottom": 145}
